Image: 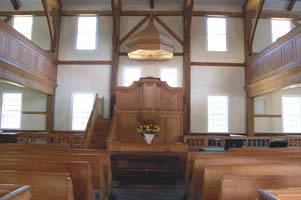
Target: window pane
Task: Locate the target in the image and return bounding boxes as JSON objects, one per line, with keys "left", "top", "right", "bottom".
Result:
{"left": 272, "top": 20, "right": 291, "bottom": 42}
{"left": 208, "top": 96, "right": 229, "bottom": 133}
{"left": 207, "top": 17, "right": 227, "bottom": 52}
{"left": 160, "top": 68, "right": 178, "bottom": 87}
{"left": 123, "top": 68, "right": 141, "bottom": 87}
{"left": 282, "top": 97, "right": 301, "bottom": 133}
{"left": 1, "top": 93, "right": 22, "bottom": 129}
{"left": 72, "top": 93, "right": 94, "bottom": 131}
{"left": 76, "top": 17, "right": 97, "bottom": 50}
{"left": 13, "top": 16, "right": 33, "bottom": 39}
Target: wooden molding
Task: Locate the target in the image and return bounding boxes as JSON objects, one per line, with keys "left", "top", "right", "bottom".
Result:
{"left": 119, "top": 52, "right": 183, "bottom": 56}
{"left": 10, "top": 0, "right": 21, "bottom": 10}
{"left": 192, "top": 11, "right": 243, "bottom": 18}
{"left": 22, "top": 111, "right": 47, "bottom": 115}
{"left": 191, "top": 62, "right": 245, "bottom": 67}
{"left": 287, "top": 0, "right": 297, "bottom": 11}
{"left": 254, "top": 114, "right": 282, "bottom": 118}
{"left": 58, "top": 60, "right": 112, "bottom": 65}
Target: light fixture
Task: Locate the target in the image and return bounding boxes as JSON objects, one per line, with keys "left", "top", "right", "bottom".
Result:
{"left": 126, "top": 19, "right": 175, "bottom": 60}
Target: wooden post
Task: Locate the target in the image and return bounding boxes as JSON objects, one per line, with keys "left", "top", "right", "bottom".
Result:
{"left": 110, "top": 0, "right": 121, "bottom": 117}
{"left": 246, "top": 97, "right": 255, "bottom": 136}
{"left": 183, "top": 0, "right": 194, "bottom": 135}
{"left": 46, "top": 94, "right": 55, "bottom": 132}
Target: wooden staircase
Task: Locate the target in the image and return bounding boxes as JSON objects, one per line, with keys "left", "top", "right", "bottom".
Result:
{"left": 81, "top": 95, "right": 111, "bottom": 149}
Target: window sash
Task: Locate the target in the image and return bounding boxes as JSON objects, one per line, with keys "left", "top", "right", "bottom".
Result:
{"left": 13, "top": 16, "right": 33, "bottom": 39}
{"left": 271, "top": 19, "right": 291, "bottom": 42}
{"left": 1, "top": 93, "right": 22, "bottom": 129}
{"left": 207, "top": 17, "right": 227, "bottom": 52}
{"left": 123, "top": 68, "right": 141, "bottom": 87}
{"left": 282, "top": 97, "right": 301, "bottom": 133}
{"left": 160, "top": 68, "right": 178, "bottom": 87}
{"left": 207, "top": 96, "right": 229, "bottom": 133}
{"left": 76, "top": 17, "right": 97, "bottom": 50}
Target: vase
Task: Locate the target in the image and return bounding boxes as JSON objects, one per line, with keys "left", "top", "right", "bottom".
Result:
{"left": 144, "top": 134, "right": 155, "bottom": 144}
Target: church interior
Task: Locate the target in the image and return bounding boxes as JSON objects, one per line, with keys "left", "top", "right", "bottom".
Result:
{"left": 1, "top": 0, "right": 301, "bottom": 199}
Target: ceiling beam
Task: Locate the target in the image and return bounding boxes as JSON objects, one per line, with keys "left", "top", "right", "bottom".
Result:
{"left": 183, "top": 0, "right": 194, "bottom": 135}
{"left": 287, "top": 0, "right": 297, "bottom": 11}
{"left": 150, "top": 0, "right": 154, "bottom": 9}
{"left": 10, "top": 0, "right": 21, "bottom": 10}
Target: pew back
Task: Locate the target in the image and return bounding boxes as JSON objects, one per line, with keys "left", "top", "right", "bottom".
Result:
{"left": 0, "top": 184, "right": 31, "bottom": 200}
{"left": 258, "top": 188, "right": 301, "bottom": 200}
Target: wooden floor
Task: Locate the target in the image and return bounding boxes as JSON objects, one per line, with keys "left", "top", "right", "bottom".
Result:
{"left": 111, "top": 179, "right": 185, "bottom": 200}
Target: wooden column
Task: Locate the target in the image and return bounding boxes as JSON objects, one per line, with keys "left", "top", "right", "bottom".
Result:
{"left": 46, "top": 94, "right": 55, "bottom": 132}
{"left": 183, "top": 0, "right": 194, "bottom": 135}
{"left": 110, "top": 0, "right": 121, "bottom": 117}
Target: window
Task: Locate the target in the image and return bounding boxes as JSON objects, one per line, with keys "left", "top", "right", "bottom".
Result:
{"left": 1, "top": 93, "right": 22, "bottom": 129}
{"left": 13, "top": 16, "right": 33, "bottom": 39}
{"left": 207, "top": 96, "right": 229, "bottom": 132}
{"left": 71, "top": 93, "right": 94, "bottom": 131}
{"left": 76, "top": 17, "right": 97, "bottom": 50}
{"left": 282, "top": 96, "right": 301, "bottom": 133}
{"left": 160, "top": 67, "right": 178, "bottom": 87}
{"left": 207, "top": 17, "right": 227, "bottom": 52}
{"left": 271, "top": 19, "right": 291, "bottom": 42}
{"left": 122, "top": 68, "right": 141, "bottom": 87}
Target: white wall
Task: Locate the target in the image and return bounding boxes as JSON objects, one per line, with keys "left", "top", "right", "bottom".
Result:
{"left": 0, "top": 82, "right": 47, "bottom": 130}
{"left": 255, "top": 87, "right": 301, "bottom": 133}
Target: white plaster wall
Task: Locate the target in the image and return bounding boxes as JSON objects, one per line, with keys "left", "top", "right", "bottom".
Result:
{"left": 191, "top": 66, "right": 246, "bottom": 133}
{"left": 0, "top": 82, "right": 46, "bottom": 130}
{"left": 255, "top": 87, "right": 301, "bottom": 133}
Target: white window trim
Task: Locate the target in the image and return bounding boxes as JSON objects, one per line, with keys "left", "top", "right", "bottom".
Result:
{"left": 270, "top": 19, "right": 292, "bottom": 43}
{"left": 122, "top": 67, "right": 142, "bottom": 87}
{"left": 281, "top": 95, "right": 301, "bottom": 134}
{"left": 0, "top": 92, "right": 23, "bottom": 130}
{"left": 206, "top": 95, "right": 230, "bottom": 133}
{"left": 13, "top": 16, "right": 34, "bottom": 40}
{"left": 75, "top": 16, "right": 99, "bottom": 51}
{"left": 205, "top": 17, "right": 229, "bottom": 52}
{"left": 70, "top": 92, "right": 95, "bottom": 131}
{"left": 159, "top": 66, "right": 178, "bottom": 87}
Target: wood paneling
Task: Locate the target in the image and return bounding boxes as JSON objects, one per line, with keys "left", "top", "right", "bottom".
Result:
{"left": 246, "top": 26, "right": 301, "bottom": 97}
{"left": 0, "top": 21, "right": 57, "bottom": 94}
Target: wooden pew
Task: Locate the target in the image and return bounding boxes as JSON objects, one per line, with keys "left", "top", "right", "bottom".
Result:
{"left": 219, "top": 175, "right": 301, "bottom": 200}
{"left": 0, "top": 150, "right": 111, "bottom": 200}
{"left": 185, "top": 151, "right": 301, "bottom": 199}
{"left": 0, "top": 170, "right": 74, "bottom": 200}
{"left": 229, "top": 147, "right": 301, "bottom": 152}
{"left": 0, "top": 184, "right": 31, "bottom": 200}
{"left": 0, "top": 159, "right": 93, "bottom": 200}
{"left": 0, "top": 143, "right": 71, "bottom": 150}
{"left": 200, "top": 164, "right": 301, "bottom": 200}
{"left": 258, "top": 188, "right": 301, "bottom": 200}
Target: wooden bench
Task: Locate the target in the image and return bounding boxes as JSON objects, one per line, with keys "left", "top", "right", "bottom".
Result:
{"left": 0, "top": 159, "right": 93, "bottom": 200}
{"left": 258, "top": 188, "right": 301, "bottom": 200}
{"left": 0, "top": 184, "right": 31, "bottom": 200}
{"left": 0, "top": 170, "right": 74, "bottom": 200}
{"left": 0, "top": 143, "right": 71, "bottom": 150}
{"left": 200, "top": 164, "right": 301, "bottom": 200}
{"left": 0, "top": 150, "right": 111, "bottom": 200}
{"left": 229, "top": 147, "right": 301, "bottom": 152}
{"left": 219, "top": 175, "right": 301, "bottom": 200}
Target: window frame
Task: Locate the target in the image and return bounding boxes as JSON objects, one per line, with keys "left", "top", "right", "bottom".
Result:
{"left": 206, "top": 95, "right": 230, "bottom": 133}
{"left": 13, "top": 16, "right": 33, "bottom": 40}
{"left": 159, "top": 66, "right": 178, "bottom": 87}
{"left": 75, "top": 16, "right": 98, "bottom": 51}
{"left": 281, "top": 95, "right": 301, "bottom": 134}
{"left": 206, "top": 17, "right": 229, "bottom": 52}
{"left": 0, "top": 92, "right": 23, "bottom": 130}
{"left": 271, "top": 19, "right": 291, "bottom": 43}
{"left": 122, "top": 67, "right": 142, "bottom": 87}
{"left": 70, "top": 92, "right": 95, "bottom": 131}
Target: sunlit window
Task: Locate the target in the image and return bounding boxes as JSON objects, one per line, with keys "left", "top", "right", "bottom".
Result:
{"left": 13, "top": 16, "right": 33, "bottom": 39}
{"left": 208, "top": 96, "right": 229, "bottom": 133}
{"left": 122, "top": 68, "right": 141, "bottom": 87}
{"left": 71, "top": 93, "right": 94, "bottom": 131}
{"left": 76, "top": 17, "right": 97, "bottom": 50}
{"left": 282, "top": 96, "right": 301, "bottom": 133}
{"left": 207, "top": 17, "right": 227, "bottom": 52}
{"left": 160, "top": 67, "right": 178, "bottom": 87}
{"left": 1, "top": 93, "right": 22, "bottom": 129}
{"left": 271, "top": 19, "right": 291, "bottom": 42}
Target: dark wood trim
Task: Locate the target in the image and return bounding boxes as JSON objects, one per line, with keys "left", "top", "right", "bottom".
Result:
{"left": 10, "top": 0, "right": 21, "bottom": 10}
{"left": 150, "top": 0, "right": 154, "bottom": 9}
{"left": 192, "top": 11, "right": 243, "bottom": 18}
{"left": 58, "top": 60, "right": 112, "bottom": 65}
{"left": 121, "top": 10, "right": 183, "bottom": 16}
{"left": 153, "top": 16, "right": 184, "bottom": 46}
{"left": 42, "top": 0, "right": 55, "bottom": 51}
{"left": 119, "top": 52, "right": 183, "bottom": 56}
{"left": 46, "top": 94, "right": 55, "bottom": 132}
{"left": 120, "top": 16, "right": 149, "bottom": 45}
{"left": 191, "top": 62, "right": 245, "bottom": 67}
{"left": 287, "top": 0, "right": 297, "bottom": 11}
{"left": 254, "top": 114, "right": 282, "bottom": 118}
{"left": 62, "top": 10, "right": 112, "bottom": 16}
{"left": 22, "top": 111, "right": 47, "bottom": 115}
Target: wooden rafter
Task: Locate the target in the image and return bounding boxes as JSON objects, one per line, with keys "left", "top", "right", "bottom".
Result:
{"left": 110, "top": 0, "right": 121, "bottom": 117}
{"left": 183, "top": 0, "right": 194, "bottom": 135}
{"left": 10, "top": 0, "right": 21, "bottom": 10}
{"left": 150, "top": 0, "right": 154, "bottom": 9}
{"left": 244, "top": 0, "right": 265, "bottom": 56}
{"left": 287, "top": 0, "right": 297, "bottom": 11}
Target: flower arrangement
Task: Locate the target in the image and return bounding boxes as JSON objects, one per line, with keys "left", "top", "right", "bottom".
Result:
{"left": 136, "top": 124, "right": 160, "bottom": 137}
